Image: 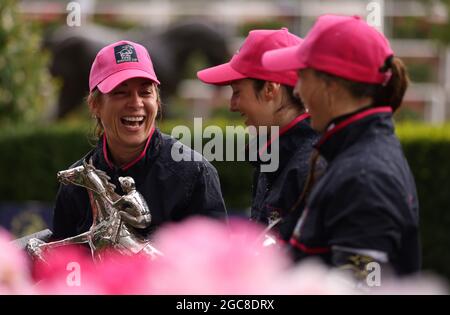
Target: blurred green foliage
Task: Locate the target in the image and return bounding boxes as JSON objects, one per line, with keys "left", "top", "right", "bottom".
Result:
{"left": 392, "top": 16, "right": 432, "bottom": 39}
{"left": 428, "top": 0, "right": 450, "bottom": 43}
{"left": 394, "top": 107, "right": 424, "bottom": 122}
{"left": 392, "top": 1, "right": 450, "bottom": 43}
{"left": 238, "top": 20, "right": 287, "bottom": 36}
{"left": 406, "top": 61, "right": 435, "bottom": 82}
{"left": 93, "top": 15, "right": 139, "bottom": 30}
{"left": 396, "top": 123, "right": 450, "bottom": 279}
{"left": 0, "top": 0, "right": 56, "bottom": 126}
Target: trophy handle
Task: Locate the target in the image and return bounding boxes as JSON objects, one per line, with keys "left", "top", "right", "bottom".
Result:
{"left": 11, "top": 229, "right": 53, "bottom": 249}
{"left": 26, "top": 231, "right": 91, "bottom": 263}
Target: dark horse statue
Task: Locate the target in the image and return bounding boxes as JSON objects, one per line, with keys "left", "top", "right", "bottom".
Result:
{"left": 44, "top": 22, "right": 231, "bottom": 119}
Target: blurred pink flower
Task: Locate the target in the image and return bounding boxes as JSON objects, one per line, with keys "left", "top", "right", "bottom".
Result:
{"left": 147, "top": 217, "right": 291, "bottom": 294}
{"left": 34, "top": 246, "right": 153, "bottom": 294}
{"left": 369, "top": 272, "right": 448, "bottom": 295}
{"left": 33, "top": 245, "right": 101, "bottom": 294}
{"left": 0, "top": 229, "right": 34, "bottom": 294}
{"left": 1, "top": 219, "right": 447, "bottom": 295}
{"left": 28, "top": 217, "right": 291, "bottom": 295}
{"left": 272, "top": 259, "right": 358, "bottom": 295}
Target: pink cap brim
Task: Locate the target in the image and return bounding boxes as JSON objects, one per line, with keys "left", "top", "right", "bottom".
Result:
{"left": 197, "top": 62, "right": 246, "bottom": 85}
{"left": 262, "top": 45, "right": 306, "bottom": 72}
{"left": 96, "top": 69, "right": 160, "bottom": 93}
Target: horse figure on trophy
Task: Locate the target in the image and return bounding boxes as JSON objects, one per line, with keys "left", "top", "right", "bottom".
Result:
{"left": 26, "top": 160, "right": 162, "bottom": 262}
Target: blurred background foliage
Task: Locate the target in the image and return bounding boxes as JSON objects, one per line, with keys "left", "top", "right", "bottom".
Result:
{"left": 0, "top": 0, "right": 57, "bottom": 127}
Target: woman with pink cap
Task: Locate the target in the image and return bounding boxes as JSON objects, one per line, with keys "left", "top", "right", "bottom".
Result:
{"left": 197, "top": 29, "right": 321, "bottom": 242}
{"left": 263, "top": 15, "right": 420, "bottom": 277}
{"left": 52, "top": 40, "right": 227, "bottom": 240}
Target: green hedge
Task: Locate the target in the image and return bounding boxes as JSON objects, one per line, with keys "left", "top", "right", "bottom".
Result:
{"left": 0, "top": 124, "right": 92, "bottom": 201}
{"left": 396, "top": 123, "right": 450, "bottom": 280}
{"left": 1, "top": 121, "right": 449, "bottom": 279}
{"left": 0, "top": 120, "right": 255, "bottom": 208}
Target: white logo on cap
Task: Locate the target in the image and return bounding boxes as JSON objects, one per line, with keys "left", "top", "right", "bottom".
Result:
{"left": 114, "top": 44, "right": 139, "bottom": 64}
{"left": 118, "top": 45, "right": 134, "bottom": 61}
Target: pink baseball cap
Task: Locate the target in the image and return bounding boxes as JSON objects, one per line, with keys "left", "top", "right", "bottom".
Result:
{"left": 262, "top": 15, "right": 394, "bottom": 85}
{"left": 89, "top": 40, "right": 160, "bottom": 93}
{"left": 197, "top": 28, "right": 302, "bottom": 87}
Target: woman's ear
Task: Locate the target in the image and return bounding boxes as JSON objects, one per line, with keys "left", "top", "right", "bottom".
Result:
{"left": 264, "top": 82, "right": 281, "bottom": 101}
{"left": 90, "top": 105, "right": 100, "bottom": 118}
{"left": 328, "top": 79, "right": 341, "bottom": 93}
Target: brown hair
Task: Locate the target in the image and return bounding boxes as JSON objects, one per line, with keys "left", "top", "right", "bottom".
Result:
{"left": 375, "top": 57, "right": 409, "bottom": 112}
{"left": 315, "top": 56, "right": 409, "bottom": 112}
{"left": 87, "top": 84, "right": 162, "bottom": 143}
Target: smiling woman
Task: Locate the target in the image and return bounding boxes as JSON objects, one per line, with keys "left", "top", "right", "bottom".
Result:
{"left": 262, "top": 15, "right": 420, "bottom": 278}
{"left": 197, "top": 29, "right": 321, "bottom": 242}
{"left": 52, "top": 40, "right": 227, "bottom": 241}
{"left": 88, "top": 78, "right": 159, "bottom": 167}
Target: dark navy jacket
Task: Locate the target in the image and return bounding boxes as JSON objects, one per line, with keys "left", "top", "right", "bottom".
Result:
{"left": 250, "top": 114, "right": 321, "bottom": 241}
{"left": 289, "top": 107, "right": 421, "bottom": 275}
{"left": 52, "top": 128, "right": 227, "bottom": 239}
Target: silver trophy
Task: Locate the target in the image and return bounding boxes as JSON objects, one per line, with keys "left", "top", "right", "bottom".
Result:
{"left": 26, "top": 160, "right": 162, "bottom": 263}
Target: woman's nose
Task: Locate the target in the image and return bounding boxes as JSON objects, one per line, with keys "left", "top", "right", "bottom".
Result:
{"left": 293, "top": 81, "right": 301, "bottom": 100}
{"left": 128, "top": 91, "right": 144, "bottom": 108}
{"left": 229, "top": 97, "right": 239, "bottom": 112}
